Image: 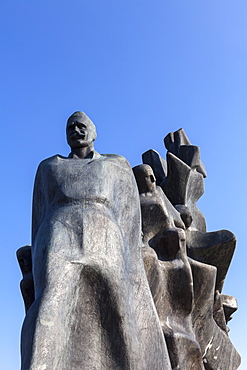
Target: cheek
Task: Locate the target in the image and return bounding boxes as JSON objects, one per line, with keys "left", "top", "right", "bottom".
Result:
{"left": 86, "top": 132, "right": 93, "bottom": 141}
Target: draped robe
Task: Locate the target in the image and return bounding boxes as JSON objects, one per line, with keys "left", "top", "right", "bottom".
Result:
{"left": 21, "top": 152, "right": 171, "bottom": 370}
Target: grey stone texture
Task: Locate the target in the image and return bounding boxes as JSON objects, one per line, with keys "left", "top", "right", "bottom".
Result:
{"left": 19, "top": 112, "right": 171, "bottom": 370}
{"left": 136, "top": 128, "right": 240, "bottom": 369}
{"left": 16, "top": 245, "right": 34, "bottom": 313}
{"left": 18, "top": 117, "right": 240, "bottom": 369}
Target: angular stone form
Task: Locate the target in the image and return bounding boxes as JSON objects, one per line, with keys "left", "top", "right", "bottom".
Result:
{"left": 164, "top": 128, "right": 207, "bottom": 178}
{"left": 221, "top": 294, "right": 238, "bottom": 324}
{"left": 162, "top": 152, "right": 207, "bottom": 231}
{"left": 141, "top": 129, "right": 238, "bottom": 295}
{"left": 190, "top": 258, "right": 241, "bottom": 369}
{"left": 141, "top": 131, "right": 208, "bottom": 232}
{"left": 136, "top": 129, "right": 240, "bottom": 369}
{"left": 186, "top": 229, "right": 236, "bottom": 292}
{"left": 213, "top": 290, "right": 228, "bottom": 334}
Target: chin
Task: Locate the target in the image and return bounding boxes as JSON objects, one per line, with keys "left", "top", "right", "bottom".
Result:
{"left": 70, "top": 141, "right": 93, "bottom": 149}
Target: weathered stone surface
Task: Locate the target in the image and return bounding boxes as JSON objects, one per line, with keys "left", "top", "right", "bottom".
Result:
{"left": 190, "top": 258, "right": 240, "bottom": 369}
{"left": 133, "top": 164, "right": 204, "bottom": 369}
{"left": 16, "top": 245, "right": 34, "bottom": 313}
{"left": 186, "top": 229, "right": 236, "bottom": 292}
{"left": 213, "top": 290, "right": 228, "bottom": 334}
{"left": 19, "top": 112, "right": 171, "bottom": 370}
{"left": 161, "top": 151, "right": 207, "bottom": 231}
{"left": 132, "top": 164, "right": 185, "bottom": 239}
{"left": 164, "top": 128, "right": 207, "bottom": 178}
{"left": 18, "top": 119, "right": 240, "bottom": 369}
{"left": 137, "top": 129, "right": 240, "bottom": 369}
{"left": 221, "top": 294, "right": 238, "bottom": 324}
{"left": 142, "top": 149, "right": 167, "bottom": 185}
{"left": 143, "top": 243, "right": 205, "bottom": 370}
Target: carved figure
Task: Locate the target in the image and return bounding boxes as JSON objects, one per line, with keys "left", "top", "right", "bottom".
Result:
{"left": 16, "top": 245, "right": 34, "bottom": 313}
{"left": 138, "top": 131, "right": 241, "bottom": 369}
{"left": 18, "top": 118, "right": 240, "bottom": 369}
{"left": 143, "top": 129, "right": 238, "bottom": 298}
{"left": 20, "top": 112, "right": 171, "bottom": 370}
{"left": 133, "top": 164, "right": 204, "bottom": 368}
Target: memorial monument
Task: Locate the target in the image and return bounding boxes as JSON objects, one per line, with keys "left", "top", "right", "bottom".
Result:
{"left": 18, "top": 112, "right": 240, "bottom": 369}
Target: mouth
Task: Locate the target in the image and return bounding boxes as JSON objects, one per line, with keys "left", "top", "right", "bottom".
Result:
{"left": 70, "top": 133, "right": 85, "bottom": 140}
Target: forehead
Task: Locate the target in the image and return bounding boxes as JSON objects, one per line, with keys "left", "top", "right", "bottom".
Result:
{"left": 67, "top": 114, "right": 88, "bottom": 125}
{"left": 142, "top": 167, "right": 154, "bottom": 177}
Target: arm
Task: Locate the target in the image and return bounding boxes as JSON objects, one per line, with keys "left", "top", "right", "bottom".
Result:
{"left": 31, "top": 162, "right": 45, "bottom": 244}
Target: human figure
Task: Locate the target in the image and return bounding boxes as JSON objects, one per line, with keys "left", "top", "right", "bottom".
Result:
{"left": 133, "top": 164, "right": 240, "bottom": 369}
{"left": 16, "top": 245, "right": 34, "bottom": 313}
{"left": 20, "top": 112, "right": 171, "bottom": 370}
{"left": 133, "top": 164, "right": 204, "bottom": 369}
{"left": 132, "top": 164, "right": 185, "bottom": 248}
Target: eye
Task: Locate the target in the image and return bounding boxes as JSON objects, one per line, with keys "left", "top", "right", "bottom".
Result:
{"left": 67, "top": 122, "right": 75, "bottom": 129}
{"left": 78, "top": 124, "right": 86, "bottom": 129}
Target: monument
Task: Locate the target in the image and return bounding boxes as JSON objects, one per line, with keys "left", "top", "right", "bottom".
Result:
{"left": 18, "top": 112, "right": 240, "bottom": 369}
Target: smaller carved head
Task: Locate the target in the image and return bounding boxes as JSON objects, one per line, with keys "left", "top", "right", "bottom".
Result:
{"left": 161, "top": 227, "right": 186, "bottom": 259}
{"left": 174, "top": 205, "right": 193, "bottom": 229}
{"left": 16, "top": 245, "right": 32, "bottom": 276}
{"left": 133, "top": 164, "right": 156, "bottom": 194}
{"left": 66, "top": 111, "right": 97, "bottom": 149}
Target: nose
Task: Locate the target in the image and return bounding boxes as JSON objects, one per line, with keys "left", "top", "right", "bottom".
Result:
{"left": 74, "top": 126, "right": 81, "bottom": 133}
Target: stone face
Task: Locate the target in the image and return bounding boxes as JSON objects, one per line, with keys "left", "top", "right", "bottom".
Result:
{"left": 142, "top": 149, "right": 167, "bottom": 185}
{"left": 16, "top": 246, "right": 34, "bottom": 313}
{"left": 18, "top": 119, "right": 240, "bottom": 369}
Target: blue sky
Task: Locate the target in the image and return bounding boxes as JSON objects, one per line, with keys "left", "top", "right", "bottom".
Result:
{"left": 1, "top": 1, "right": 247, "bottom": 368}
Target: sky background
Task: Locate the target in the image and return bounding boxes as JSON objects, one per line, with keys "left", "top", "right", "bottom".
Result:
{"left": 1, "top": 1, "right": 246, "bottom": 369}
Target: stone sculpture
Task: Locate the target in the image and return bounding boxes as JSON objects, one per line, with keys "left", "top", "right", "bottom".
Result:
{"left": 140, "top": 130, "right": 241, "bottom": 369}
{"left": 16, "top": 245, "right": 34, "bottom": 313}
{"left": 18, "top": 114, "right": 240, "bottom": 369}
{"left": 19, "top": 112, "right": 171, "bottom": 370}
{"left": 133, "top": 163, "right": 240, "bottom": 369}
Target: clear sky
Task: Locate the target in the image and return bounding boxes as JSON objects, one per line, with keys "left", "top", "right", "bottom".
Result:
{"left": 1, "top": 1, "right": 247, "bottom": 368}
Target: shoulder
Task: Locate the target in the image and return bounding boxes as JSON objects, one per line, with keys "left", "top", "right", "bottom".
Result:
{"left": 101, "top": 154, "right": 131, "bottom": 168}
{"left": 36, "top": 155, "right": 62, "bottom": 171}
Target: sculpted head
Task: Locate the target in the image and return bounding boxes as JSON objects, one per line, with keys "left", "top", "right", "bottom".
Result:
{"left": 161, "top": 227, "right": 186, "bottom": 259}
{"left": 66, "top": 111, "right": 97, "bottom": 149}
{"left": 133, "top": 164, "right": 156, "bottom": 194}
{"left": 16, "top": 245, "right": 32, "bottom": 275}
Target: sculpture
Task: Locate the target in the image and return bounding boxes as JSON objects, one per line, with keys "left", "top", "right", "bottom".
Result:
{"left": 18, "top": 114, "right": 240, "bottom": 369}
{"left": 19, "top": 112, "right": 171, "bottom": 370}
{"left": 133, "top": 164, "right": 204, "bottom": 368}
{"left": 133, "top": 164, "right": 240, "bottom": 369}
{"left": 140, "top": 130, "right": 240, "bottom": 369}
{"left": 16, "top": 245, "right": 34, "bottom": 313}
